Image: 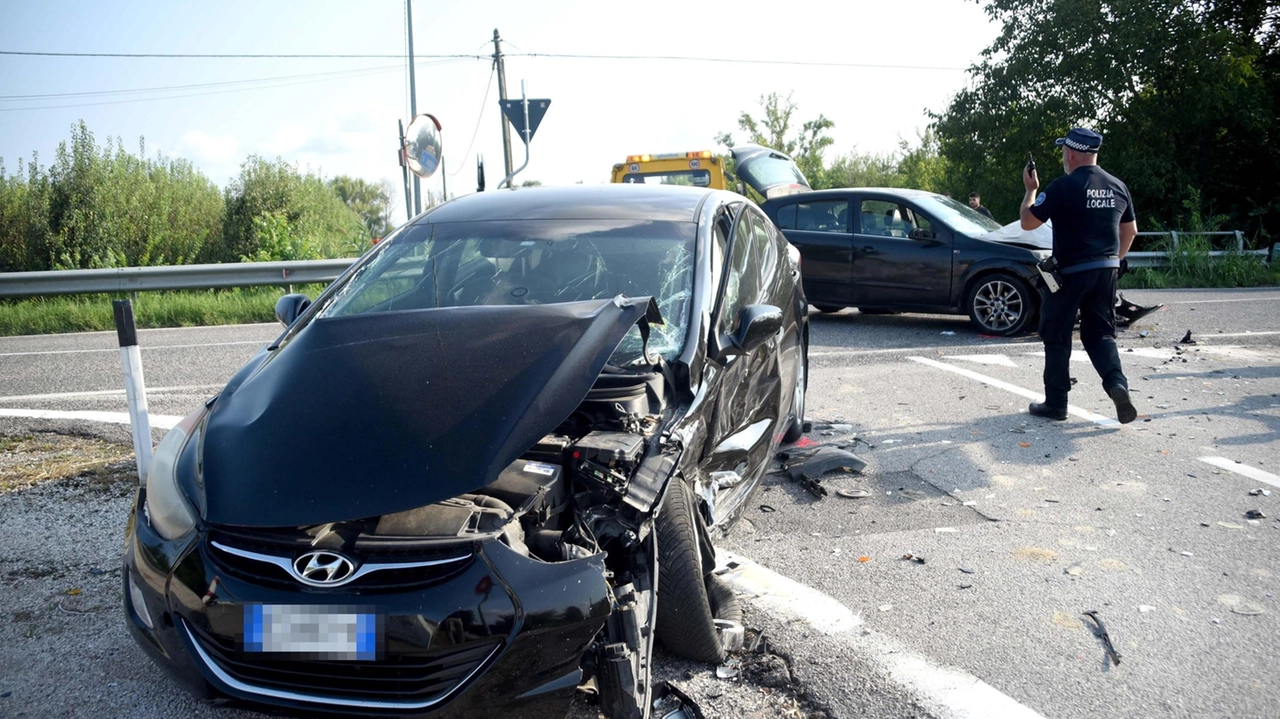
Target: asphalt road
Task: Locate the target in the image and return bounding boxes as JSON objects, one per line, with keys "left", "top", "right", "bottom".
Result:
{"left": 1, "top": 287, "right": 1278, "bottom": 719}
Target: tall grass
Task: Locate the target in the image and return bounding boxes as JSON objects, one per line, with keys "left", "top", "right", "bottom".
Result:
{"left": 1121, "top": 234, "right": 1278, "bottom": 289}
{"left": 0, "top": 284, "right": 327, "bottom": 336}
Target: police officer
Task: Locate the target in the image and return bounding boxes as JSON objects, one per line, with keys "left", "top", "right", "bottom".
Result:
{"left": 1020, "top": 128, "right": 1139, "bottom": 424}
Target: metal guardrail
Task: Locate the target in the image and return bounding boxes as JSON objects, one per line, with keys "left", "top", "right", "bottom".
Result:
{"left": 1123, "top": 231, "right": 1272, "bottom": 268}
{"left": 0, "top": 231, "right": 1271, "bottom": 298}
{"left": 0, "top": 259, "right": 357, "bottom": 298}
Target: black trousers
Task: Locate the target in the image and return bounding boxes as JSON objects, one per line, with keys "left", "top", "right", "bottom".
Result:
{"left": 1038, "top": 267, "right": 1127, "bottom": 407}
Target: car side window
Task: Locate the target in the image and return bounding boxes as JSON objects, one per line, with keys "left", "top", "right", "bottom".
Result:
{"left": 794, "top": 200, "right": 849, "bottom": 233}
{"left": 858, "top": 199, "right": 915, "bottom": 239}
{"left": 774, "top": 204, "right": 798, "bottom": 230}
{"left": 719, "top": 210, "right": 764, "bottom": 337}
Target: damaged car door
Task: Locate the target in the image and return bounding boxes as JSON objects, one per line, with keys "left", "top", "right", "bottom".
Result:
{"left": 699, "top": 204, "right": 802, "bottom": 529}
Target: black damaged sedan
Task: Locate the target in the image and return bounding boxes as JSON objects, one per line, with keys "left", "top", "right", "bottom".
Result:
{"left": 123, "top": 185, "right": 808, "bottom": 719}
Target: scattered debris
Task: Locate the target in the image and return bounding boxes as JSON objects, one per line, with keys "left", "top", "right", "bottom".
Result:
{"left": 1019, "top": 442, "right": 1031, "bottom": 448}
{"left": 777, "top": 445, "right": 868, "bottom": 499}
{"left": 830, "top": 423, "right": 853, "bottom": 432}
{"left": 1178, "top": 330, "right": 1196, "bottom": 345}
{"left": 934, "top": 527, "right": 957, "bottom": 534}
{"left": 836, "top": 487, "right": 871, "bottom": 499}
{"left": 715, "top": 658, "right": 741, "bottom": 679}
{"left": 759, "top": 505, "right": 777, "bottom": 513}
{"left": 1139, "top": 330, "right": 1150, "bottom": 338}
{"left": 1248, "top": 488, "right": 1272, "bottom": 497}
{"left": 858, "top": 556, "right": 872, "bottom": 563}
{"left": 1219, "top": 594, "right": 1266, "bottom": 616}
{"left": 878, "top": 604, "right": 893, "bottom": 612}
{"left": 1180, "top": 551, "right": 1194, "bottom": 557}
{"left": 1138, "top": 605, "right": 1157, "bottom": 613}
{"left": 1245, "top": 509, "right": 1267, "bottom": 520}
{"left": 1082, "top": 610, "right": 1122, "bottom": 667}
{"left": 652, "top": 682, "right": 706, "bottom": 719}
{"left": 940, "top": 331, "right": 956, "bottom": 336}
{"left": 1217, "top": 522, "right": 1244, "bottom": 530}
{"left": 959, "top": 584, "right": 973, "bottom": 590}
{"left": 902, "top": 553, "right": 926, "bottom": 565}
{"left": 1065, "top": 564, "right": 1083, "bottom": 576}
{"left": 959, "top": 567, "right": 975, "bottom": 574}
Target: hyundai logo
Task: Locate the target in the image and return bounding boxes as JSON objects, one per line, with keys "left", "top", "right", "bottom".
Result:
{"left": 291, "top": 551, "right": 357, "bottom": 587}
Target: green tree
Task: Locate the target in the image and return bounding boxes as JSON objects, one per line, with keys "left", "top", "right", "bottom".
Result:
{"left": 716, "top": 92, "right": 836, "bottom": 188}
{"left": 0, "top": 121, "right": 223, "bottom": 271}
{"left": 329, "top": 175, "right": 393, "bottom": 240}
{"left": 931, "top": 0, "right": 1280, "bottom": 239}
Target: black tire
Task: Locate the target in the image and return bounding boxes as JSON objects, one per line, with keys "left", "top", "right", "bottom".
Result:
{"left": 655, "top": 481, "right": 725, "bottom": 664}
{"left": 855, "top": 307, "right": 899, "bottom": 315}
{"left": 965, "top": 273, "right": 1035, "bottom": 336}
{"left": 706, "top": 574, "right": 742, "bottom": 624}
{"left": 812, "top": 304, "right": 845, "bottom": 313}
{"left": 782, "top": 336, "right": 807, "bottom": 443}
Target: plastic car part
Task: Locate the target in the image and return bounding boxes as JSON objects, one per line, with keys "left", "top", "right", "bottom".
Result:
{"left": 574, "top": 431, "right": 646, "bottom": 494}
{"left": 595, "top": 532, "right": 658, "bottom": 719}
{"left": 655, "top": 481, "right": 726, "bottom": 664}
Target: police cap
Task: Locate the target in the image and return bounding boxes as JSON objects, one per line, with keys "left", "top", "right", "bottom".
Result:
{"left": 1054, "top": 128, "right": 1103, "bottom": 153}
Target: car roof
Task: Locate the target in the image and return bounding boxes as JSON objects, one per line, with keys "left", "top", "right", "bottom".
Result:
{"left": 419, "top": 184, "right": 717, "bottom": 224}
{"left": 766, "top": 187, "right": 941, "bottom": 203}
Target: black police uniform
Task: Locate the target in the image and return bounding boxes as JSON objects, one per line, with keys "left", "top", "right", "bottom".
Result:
{"left": 1029, "top": 164, "right": 1134, "bottom": 416}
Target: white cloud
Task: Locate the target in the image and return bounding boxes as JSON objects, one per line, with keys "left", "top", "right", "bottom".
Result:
{"left": 177, "top": 130, "right": 241, "bottom": 166}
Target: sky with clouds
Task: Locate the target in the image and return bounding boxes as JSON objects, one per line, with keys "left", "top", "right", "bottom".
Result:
{"left": 1, "top": 0, "right": 1000, "bottom": 221}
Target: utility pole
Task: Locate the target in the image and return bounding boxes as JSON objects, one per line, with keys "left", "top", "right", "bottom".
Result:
{"left": 406, "top": 0, "right": 421, "bottom": 215}
{"left": 492, "top": 29, "right": 514, "bottom": 179}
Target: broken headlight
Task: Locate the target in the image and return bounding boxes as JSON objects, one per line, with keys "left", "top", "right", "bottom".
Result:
{"left": 145, "top": 410, "right": 202, "bottom": 540}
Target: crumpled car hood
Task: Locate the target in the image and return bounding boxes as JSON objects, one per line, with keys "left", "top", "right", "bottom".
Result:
{"left": 200, "top": 297, "right": 656, "bottom": 527}
{"left": 978, "top": 220, "right": 1052, "bottom": 250}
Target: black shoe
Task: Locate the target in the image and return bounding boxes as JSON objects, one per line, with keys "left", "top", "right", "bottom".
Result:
{"left": 1108, "top": 385, "right": 1137, "bottom": 424}
{"left": 1029, "top": 402, "right": 1068, "bottom": 420}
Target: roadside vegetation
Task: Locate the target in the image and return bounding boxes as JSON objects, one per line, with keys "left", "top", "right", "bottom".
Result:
{"left": 0, "top": 284, "right": 326, "bottom": 336}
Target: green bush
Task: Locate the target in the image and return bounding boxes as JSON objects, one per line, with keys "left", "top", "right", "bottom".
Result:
{"left": 1121, "top": 234, "right": 1278, "bottom": 289}
{"left": 215, "top": 156, "right": 367, "bottom": 263}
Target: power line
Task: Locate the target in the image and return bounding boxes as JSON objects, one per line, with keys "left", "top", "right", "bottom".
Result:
{"left": 0, "top": 59, "right": 476, "bottom": 112}
{"left": 510, "top": 52, "right": 968, "bottom": 72}
{"left": 0, "top": 50, "right": 483, "bottom": 59}
{"left": 0, "top": 64, "right": 404, "bottom": 100}
{"left": 2, "top": 48, "right": 970, "bottom": 71}
{"left": 447, "top": 66, "right": 495, "bottom": 177}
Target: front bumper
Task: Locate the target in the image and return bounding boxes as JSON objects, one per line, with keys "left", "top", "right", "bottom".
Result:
{"left": 123, "top": 491, "right": 612, "bottom": 718}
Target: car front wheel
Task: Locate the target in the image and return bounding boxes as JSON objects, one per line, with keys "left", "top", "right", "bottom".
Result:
{"left": 655, "top": 481, "right": 726, "bottom": 664}
{"left": 966, "top": 273, "right": 1035, "bottom": 336}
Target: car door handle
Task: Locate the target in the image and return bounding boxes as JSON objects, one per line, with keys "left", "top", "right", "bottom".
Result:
{"left": 862, "top": 246, "right": 876, "bottom": 253}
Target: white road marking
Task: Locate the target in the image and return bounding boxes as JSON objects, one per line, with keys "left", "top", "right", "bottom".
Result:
{"left": 0, "top": 340, "right": 265, "bottom": 358}
{"left": 946, "top": 354, "right": 1018, "bottom": 367}
{"left": 811, "top": 341, "right": 1038, "bottom": 358}
{"left": 908, "top": 356, "right": 1120, "bottom": 427}
{"left": 1167, "top": 297, "right": 1280, "bottom": 305}
{"left": 0, "top": 322, "right": 279, "bottom": 341}
{"left": 717, "top": 550, "right": 1047, "bottom": 719}
{"left": 0, "top": 408, "right": 182, "bottom": 429}
{"left": 0, "top": 384, "right": 222, "bottom": 403}
{"left": 1202, "top": 330, "right": 1280, "bottom": 339}
{"left": 1198, "top": 456, "right": 1280, "bottom": 489}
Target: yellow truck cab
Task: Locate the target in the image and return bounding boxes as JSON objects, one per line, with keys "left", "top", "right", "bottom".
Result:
{"left": 610, "top": 151, "right": 734, "bottom": 190}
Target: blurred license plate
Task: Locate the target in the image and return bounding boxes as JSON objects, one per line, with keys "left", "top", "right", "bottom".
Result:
{"left": 243, "top": 605, "right": 379, "bottom": 660}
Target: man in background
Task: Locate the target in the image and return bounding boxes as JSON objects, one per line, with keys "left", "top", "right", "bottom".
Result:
{"left": 968, "top": 192, "right": 995, "bottom": 220}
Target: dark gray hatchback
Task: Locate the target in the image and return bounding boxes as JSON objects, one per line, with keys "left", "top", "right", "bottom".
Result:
{"left": 732, "top": 145, "right": 1049, "bottom": 335}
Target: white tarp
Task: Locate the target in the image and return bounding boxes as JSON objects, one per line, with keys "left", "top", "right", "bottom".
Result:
{"left": 978, "top": 220, "right": 1052, "bottom": 250}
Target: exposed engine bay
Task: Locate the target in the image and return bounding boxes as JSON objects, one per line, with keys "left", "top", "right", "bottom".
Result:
{"left": 210, "top": 365, "right": 675, "bottom": 718}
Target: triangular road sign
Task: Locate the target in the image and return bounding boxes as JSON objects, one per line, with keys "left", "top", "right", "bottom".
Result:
{"left": 500, "top": 98, "right": 551, "bottom": 142}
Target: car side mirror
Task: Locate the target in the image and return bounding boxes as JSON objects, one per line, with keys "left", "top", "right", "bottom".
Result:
{"left": 909, "top": 228, "right": 936, "bottom": 241}
{"left": 274, "top": 294, "right": 312, "bottom": 327}
{"left": 725, "top": 304, "right": 783, "bottom": 356}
